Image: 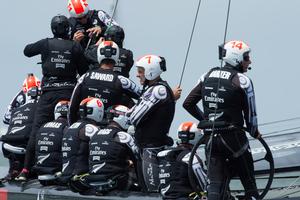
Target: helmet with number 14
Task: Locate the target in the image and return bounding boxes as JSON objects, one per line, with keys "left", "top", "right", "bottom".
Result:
{"left": 222, "top": 40, "right": 251, "bottom": 72}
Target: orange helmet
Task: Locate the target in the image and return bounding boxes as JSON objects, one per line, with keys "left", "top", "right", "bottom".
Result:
{"left": 177, "top": 122, "right": 202, "bottom": 145}
{"left": 22, "top": 73, "right": 41, "bottom": 93}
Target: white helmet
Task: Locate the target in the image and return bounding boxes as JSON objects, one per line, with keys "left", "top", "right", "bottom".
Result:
{"left": 177, "top": 122, "right": 203, "bottom": 145}
{"left": 54, "top": 100, "right": 70, "bottom": 120}
{"left": 79, "top": 97, "right": 104, "bottom": 123}
{"left": 107, "top": 105, "right": 130, "bottom": 130}
{"left": 135, "top": 55, "right": 166, "bottom": 81}
{"left": 67, "top": 0, "right": 89, "bottom": 18}
{"left": 97, "top": 41, "right": 120, "bottom": 64}
{"left": 222, "top": 40, "right": 251, "bottom": 67}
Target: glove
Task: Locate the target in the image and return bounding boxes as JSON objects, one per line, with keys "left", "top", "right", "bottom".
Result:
{"left": 0, "top": 135, "right": 7, "bottom": 142}
{"left": 254, "top": 129, "right": 261, "bottom": 139}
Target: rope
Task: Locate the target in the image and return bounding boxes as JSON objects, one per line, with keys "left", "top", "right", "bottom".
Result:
{"left": 206, "top": 0, "right": 232, "bottom": 185}
{"left": 178, "top": 0, "right": 203, "bottom": 87}
{"left": 110, "top": 0, "right": 119, "bottom": 25}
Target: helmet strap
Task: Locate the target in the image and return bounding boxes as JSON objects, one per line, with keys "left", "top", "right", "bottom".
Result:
{"left": 236, "top": 63, "right": 244, "bottom": 73}
{"left": 143, "top": 80, "right": 149, "bottom": 89}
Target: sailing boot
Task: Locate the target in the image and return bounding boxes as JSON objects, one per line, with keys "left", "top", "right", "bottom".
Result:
{"left": 15, "top": 168, "right": 29, "bottom": 181}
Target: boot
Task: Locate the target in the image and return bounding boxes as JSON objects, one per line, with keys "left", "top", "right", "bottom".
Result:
{"left": 15, "top": 168, "right": 29, "bottom": 182}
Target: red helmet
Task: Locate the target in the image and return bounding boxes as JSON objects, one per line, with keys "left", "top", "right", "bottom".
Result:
{"left": 22, "top": 73, "right": 40, "bottom": 93}
{"left": 68, "top": 0, "right": 89, "bottom": 18}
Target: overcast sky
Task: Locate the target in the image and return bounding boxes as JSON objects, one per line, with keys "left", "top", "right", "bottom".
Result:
{"left": 1, "top": 0, "right": 300, "bottom": 138}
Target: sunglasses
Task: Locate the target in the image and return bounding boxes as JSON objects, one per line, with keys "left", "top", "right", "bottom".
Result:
{"left": 243, "top": 53, "right": 250, "bottom": 62}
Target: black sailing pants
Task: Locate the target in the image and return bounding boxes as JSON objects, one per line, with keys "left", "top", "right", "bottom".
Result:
{"left": 206, "top": 130, "right": 259, "bottom": 200}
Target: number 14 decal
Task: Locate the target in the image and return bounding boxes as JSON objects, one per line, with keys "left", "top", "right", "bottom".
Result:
{"left": 231, "top": 41, "right": 243, "bottom": 50}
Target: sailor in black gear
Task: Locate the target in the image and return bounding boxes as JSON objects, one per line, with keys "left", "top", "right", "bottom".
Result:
{"left": 128, "top": 55, "right": 175, "bottom": 192}
{"left": 84, "top": 25, "right": 135, "bottom": 107}
{"left": 68, "top": 0, "right": 119, "bottom": 49}
{"left": 76, "top": 105, "right": 139, "bottom": 194}
{"left": 158, "top": 122, "right": 207, "bottom": 200}
{"left": 34, "top": 101, "right": 69, "bottom": 186}
{"left": 68, "top": 41, "right": 141, "bottom": 125}
{"left": 59, "top": 97, "right": 102, "bottom": 189}
{"left": 85, "top": 25, "right": 134, "bottom": 78}
{"left": 0, "top": 86, "right": 39, "bottom": 181}
{"left": 3, "top": 73, "right": 40, "bottom": 124}
{"left": 3, "top": 91, "right": 26, "bottom": 125}
{"left": 183, "top": 40, "right": 260, "bottom": 200}
{"left": 16, "top": 15, "right": 89, "bottom": 182}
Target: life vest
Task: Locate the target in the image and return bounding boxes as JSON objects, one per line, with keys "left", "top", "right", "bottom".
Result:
{"left": 89, "top": 126, "right": 131, "bottom": 180}
{"left": 35, "top": 118, "right": 68, "bottom": 175}
{"left": 202, "top": 67, "right": 244, "bottom": 128}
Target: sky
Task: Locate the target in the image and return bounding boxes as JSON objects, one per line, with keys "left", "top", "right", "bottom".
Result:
{"left": 1, "top": 0, "right": 300, "bottom": 138}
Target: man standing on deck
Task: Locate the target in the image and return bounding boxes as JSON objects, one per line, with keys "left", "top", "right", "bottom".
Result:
{"left": 16, "top": 15, "right": 88, "bottom": 181}
{"left": 183, "top": 40, "right": 260, "bottom": 200}
{"left": 127, "top": 55, "right": 176, "bottom": 192}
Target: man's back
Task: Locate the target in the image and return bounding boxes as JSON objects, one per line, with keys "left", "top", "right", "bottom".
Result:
{"left": 69, "top": 68, "right": 140, "bottom": 124}
{"left": 3, "top": 99, "right": 37, "bottom": 146}
{"left": 201, "top": 66, "right": 245, "bottom": 127}
{"left": 89, "top": 125, "right": 137, "bottom": 179}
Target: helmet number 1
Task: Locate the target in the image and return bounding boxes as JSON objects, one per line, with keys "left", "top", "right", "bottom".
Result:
{"left": 231, "top": 41, "right": 243, "bottom": 50}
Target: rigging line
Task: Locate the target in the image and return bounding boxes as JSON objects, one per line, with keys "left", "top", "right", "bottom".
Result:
{"left": 221, "top": 0, "right": 231, "bottom": 52}
{"left": 110, "top": 0, "right": 119, "bottom": 24}
{"left": 259, "top": 116, "right": 300, "bottom": 127}
{"left": 178, "top": 0, "right": 203, "bottom": 87}
{"left": 206, "top": 1, "right": 232, "bottom": 200}
{"left": 264, "top": 126, "right": 300, "bottom": 135}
